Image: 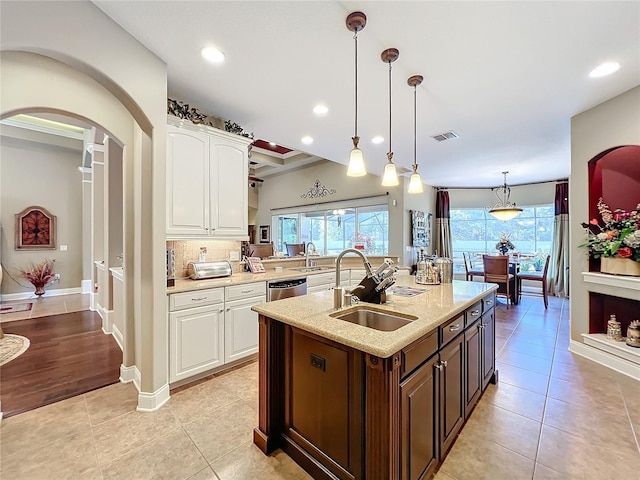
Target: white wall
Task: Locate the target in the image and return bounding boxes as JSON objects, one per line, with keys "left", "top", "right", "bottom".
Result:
{"left": 570, "top": 85, "right": 640, "bottom": 342}
{"left": 0, "top": 132, "right": 83, "bottom": 294}
{"left": 254, "top": 160, "right": 432, "bottom": 266}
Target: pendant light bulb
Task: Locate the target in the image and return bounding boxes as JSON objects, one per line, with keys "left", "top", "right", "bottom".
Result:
{"left": 346, "top": 12, "right": 367, "bottom": 177}
{"left": 382, "top": 153, "right": 399, "bottom": 186}
{"left": 408, "top": 166, "right": 423, "bottom": 193}
{"left": 347, "top": 137, "right": 366, "bottom": 177}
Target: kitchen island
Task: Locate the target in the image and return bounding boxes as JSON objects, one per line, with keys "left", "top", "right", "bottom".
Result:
{"left": 252, "top": 276, "right": 498, "bottom": 480}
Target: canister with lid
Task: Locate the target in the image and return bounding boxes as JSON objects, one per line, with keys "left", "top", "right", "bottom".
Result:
{"left": 434, "top": 257, "right": 454, "bottom": 283}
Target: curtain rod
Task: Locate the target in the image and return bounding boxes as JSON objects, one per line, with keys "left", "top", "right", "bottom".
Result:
{"left": 434, "top": 178, "right": 568, "bottom": 190}
{"left": 270, "top": 192, "right": 389, "bottom": 211}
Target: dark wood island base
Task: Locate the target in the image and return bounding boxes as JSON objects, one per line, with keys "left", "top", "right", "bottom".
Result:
{"left": 254, "top": 288, "right": 497, "bottom": 480}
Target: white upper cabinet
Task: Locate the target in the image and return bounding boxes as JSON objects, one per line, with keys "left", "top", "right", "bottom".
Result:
{"left": 166, "top": 117, "right": 250, "bottom": 239}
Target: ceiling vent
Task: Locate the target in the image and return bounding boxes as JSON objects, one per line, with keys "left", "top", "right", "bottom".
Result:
{"left": 431, "top": 130, "right": 459, "bottom": 142}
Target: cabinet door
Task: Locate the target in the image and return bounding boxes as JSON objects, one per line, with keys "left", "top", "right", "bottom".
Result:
{"left": 400, "top": 355, "right": 439, "bottom": 480}
{"left": 169, "top": 304, "right": 224, "bottom": 383}
{"left": 439, "top": 334, "right": 465, "bottom": 457}
{"left": 210, "top": 136, "right": 248, "bottom": 237}
{"left": 166, "top": 126, "right": 210, "bottom": 236}
{"left": 481, "top": 308, "right": 496, "bottom": 390}
{"left": 464, "top": 320, "right": 481, "bottom": 416}
{"left": 224, "top": 296, "right": 265, "bottom": 363}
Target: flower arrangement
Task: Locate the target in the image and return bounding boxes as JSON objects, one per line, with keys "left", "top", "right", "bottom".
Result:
{"left": 580, "top": 199, "right": 640, "bottom": 262}
{"left": 495, "top": 232, "right": 516, "bottom": 255}
{"left": 18, "top": 259, "right": 56, "bottom": 295}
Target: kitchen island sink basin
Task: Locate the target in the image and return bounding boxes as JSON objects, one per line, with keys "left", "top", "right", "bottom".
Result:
{"left": 290, "top": 266, "right": 335, "bottom": 272}
{"left": 330, "top": 307, "right": 417, "bottom": 331}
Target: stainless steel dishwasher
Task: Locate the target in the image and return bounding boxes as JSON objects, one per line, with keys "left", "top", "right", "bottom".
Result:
{"left": 267, "top": 277, "right": 307, "bottom": 301}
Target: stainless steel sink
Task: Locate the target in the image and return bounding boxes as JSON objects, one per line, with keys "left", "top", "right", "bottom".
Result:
{"left": 290, "top": 266, "right": 335, "bottom": 272}
{"left": 330, "top": 307, "right": 417, "bottom": 331}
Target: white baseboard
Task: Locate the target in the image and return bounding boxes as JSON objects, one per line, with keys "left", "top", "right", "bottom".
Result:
{"left": 137, "top": 383, "right": 170, "bottom": 412}
{"left": 81, "top": 279, "right": 92, "bottom": 294}
{"left": 120, "top": 364, "right": 141, "bottom": 391}
{"left": 1, "top": 287, "right": 82, "bottom": 302}
{"left": 90, "top": 292, "right": 96, "bottom": 311}
{"left": 570, "top": 339, "right": 640, "bottom": 381}
{"left": 112, "top": 323, "right": 124, "bottom": 351}
{"left": 97, "top": 305, "right": 113, "bottom": 334}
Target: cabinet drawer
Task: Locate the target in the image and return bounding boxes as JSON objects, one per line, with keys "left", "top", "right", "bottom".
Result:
{"left": 307, "top": 272, "right": 335, "bottom": 287}
{"left": 225, "top": 282, "right": 266, "bottom": 301}
{"left": 401, "top": 329, "right": 438, "bottom": 378}
{"left": 439, "top": 313, "right": 464, "bottom": 347}
{"left": 170, "top": 288, "right": 224, "bottom": 311}
{"left": 483, "top": 293, "right": 495, "bottom": 312}
{"left": 465, "top": 301, "right": 483, "bottom": 327}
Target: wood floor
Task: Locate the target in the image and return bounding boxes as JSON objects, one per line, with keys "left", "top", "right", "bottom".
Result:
{"left": 0, "top": 310, "right": 122, "bottom": 418}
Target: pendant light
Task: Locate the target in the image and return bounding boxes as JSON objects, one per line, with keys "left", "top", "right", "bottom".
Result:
{"left": 381, "top": 48, "right": 400, "bottom": 186}
{"left": 407, "top": 75, "right": 424, "bottom": 194}
{"left": 487, "top": 171, "right": 523, "bottom": 220}
{"left": 346, "top": 12, "right": 367, "bottom": 177}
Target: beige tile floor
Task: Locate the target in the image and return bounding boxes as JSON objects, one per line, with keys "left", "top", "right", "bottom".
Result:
{"left": 1, "top": 294, "right": 639, "bottom": 479}
{"left": 0, "top": 293, "right": 90, "bottom": 324}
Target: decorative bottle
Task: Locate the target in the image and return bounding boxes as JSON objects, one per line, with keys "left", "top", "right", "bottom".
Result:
{"left": 626, "top": 320, "right": 640, "bottom": 348}
{"left": 606, "top": 314, "right": 622, "bottom": 342}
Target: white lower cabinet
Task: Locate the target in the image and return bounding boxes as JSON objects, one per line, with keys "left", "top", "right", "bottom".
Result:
{"left": 169, "top": 282, "right": 266, "bottom": 384}
{"left": 224, "top": 295, "right": 265, "bottom": 363}
{"left": 170, "top": 302, "right": 225, "bottom": 383}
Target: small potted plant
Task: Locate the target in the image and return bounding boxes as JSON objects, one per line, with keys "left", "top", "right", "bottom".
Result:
{"left": 532, "top": 257, "right": 545, "bottom": 271}
{"left": 18, "top": 259, "right": 56, "bottom": 296}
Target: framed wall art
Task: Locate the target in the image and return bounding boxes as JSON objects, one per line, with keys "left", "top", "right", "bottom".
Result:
{"left": 259, "top": 225, "right": 271, "bottom": 243}
{"left": 411, "top": 210, "right": 431, "bottom": 247}
{"left": 15, "top": 206, "right": 57, "bottom": 250}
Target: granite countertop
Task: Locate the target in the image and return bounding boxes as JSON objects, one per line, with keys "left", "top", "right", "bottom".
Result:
{"left": 166, "top": 255, "right": 401, "bottom": 294}
{"left": 251, "top": 275, "right": 498, "bottom": 358}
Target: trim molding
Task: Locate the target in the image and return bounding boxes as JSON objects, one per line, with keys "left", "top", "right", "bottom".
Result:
{"left": 569, "top": 339, "right": 640, "bottom": 381}
{"left": 1, "top": 287, "right": 82, "bottom": 302}
{"left": 137, "top": 384, "right": 170, "bottom": 412}
{"left": 97, "top": 306, "right": 113, "bottom": 334}
{"left": 90, "top": 292, "right": 97, "bottom": 311}
{"left": 120, "top": 364, "right": 141, "bottom": 391}
{"left": 112, "top": 324, "right": 124, "bottom": 351}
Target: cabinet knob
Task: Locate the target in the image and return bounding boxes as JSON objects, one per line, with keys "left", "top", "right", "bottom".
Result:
{"left": 219, "top": 309, "right": 224, "bottom": 313}
{"left": 435, "top": 363, "right": 443, "bottom": 371}
{"left": 226, "top": 307, "right": 231, "bottom": 312}
{"left": 443, "top": 360, "right": 448, "bottom": 368}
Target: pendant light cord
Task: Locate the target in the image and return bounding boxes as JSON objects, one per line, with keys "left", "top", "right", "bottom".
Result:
{"left": 354, "top": 32, "right": 358, "bottom": 138}
{"left": 413, "top": 85, "right": 417, "bottom": 168}
{"left": 388, "top": 60, "right": 392, "bottom": 155}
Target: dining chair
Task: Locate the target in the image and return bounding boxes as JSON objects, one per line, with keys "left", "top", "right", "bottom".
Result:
{"left": 482, "top": 255, "right": 514, "bottom": 308}
{"left": 248, "top": 243, "right": 274, "bottom": 259}
{"left": 285, "top": 243, "right": 305, "bottom": 257}
{"left": 517, "top": 255, "right": 551, "bottom": 308}
{"left": 463, "top": 252, "right": 484, "bottom": 281}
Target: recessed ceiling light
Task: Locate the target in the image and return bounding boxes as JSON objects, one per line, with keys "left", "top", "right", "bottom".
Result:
{"left": 269, "top": 142, "right": 276, "bottom": 147}
{"left": 313, "top": 105, "right": 329, "bottom": 116}
{"left": 589, "top": 61, "right": 620, "bottom": 78}
{"left": 301, "top": 136, "right": 313, "bottom": 145}
{"left": 201, "top": 46, "right": 225, "bottom": 63}
{"left": 371, "top": 136, "right": 384, "bottom": 144}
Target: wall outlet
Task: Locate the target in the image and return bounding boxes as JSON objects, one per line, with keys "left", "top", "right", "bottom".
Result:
{"left": 229, "top": 250, "right": 240, "bottom": 261}
{"left": 60, "top": 245, "right": 68, "bottom": 251}
{"left": 53, "top": 273, "right": 61, "bottom": 283}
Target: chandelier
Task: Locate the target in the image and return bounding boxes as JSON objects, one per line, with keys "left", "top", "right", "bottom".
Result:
{"left": 487, "top": 171, "right": 522, "bottom": 221}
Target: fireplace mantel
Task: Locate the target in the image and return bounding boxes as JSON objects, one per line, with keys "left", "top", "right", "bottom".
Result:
{"left": 582, "top": 272, "right": 640, "bottom": 300}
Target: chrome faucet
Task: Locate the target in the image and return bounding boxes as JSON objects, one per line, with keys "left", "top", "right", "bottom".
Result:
{"left": 334, "top": 248, "right": 374, "bottom": 309}
{"left": 305, "top": 242, "right": 316, "bottom": 267}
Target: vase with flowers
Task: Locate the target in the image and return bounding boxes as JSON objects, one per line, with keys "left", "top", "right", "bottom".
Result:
{"left": 580, "top": 199, "right": 640, "bottom": 276}
{"left": 18, "top": 259, "right": 56, "bottom": 296}
{"left": 495, "top": 232, "right": 516, "bottom": 255}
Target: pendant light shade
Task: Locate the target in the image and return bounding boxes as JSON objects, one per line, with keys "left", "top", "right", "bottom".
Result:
{"left": 407, "top": 75, "right": 424, "bottom": 194}
{"left": 487, "top": 171, "right": 523, "bottom": 220}
{"left": 380, "top": 48, "right": 399, "bottom": 187}
{"left": 346, "top": 12, "right": 367, "bottom": 177}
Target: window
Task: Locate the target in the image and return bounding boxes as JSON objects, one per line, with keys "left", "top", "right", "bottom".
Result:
{"left": 450, "top": 205, "right": 554, "bottom": 269}
{"left": 273, "top": 204, "right": 389, "bottom": 256}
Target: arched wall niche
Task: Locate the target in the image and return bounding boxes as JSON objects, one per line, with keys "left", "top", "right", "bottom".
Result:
{"left": 587, "top": 144, "right": 640, "bottom": 274}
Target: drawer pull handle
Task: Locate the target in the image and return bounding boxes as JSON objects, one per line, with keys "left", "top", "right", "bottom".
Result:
{"left": 435, "top": 363, "right": 443, "bottom": 371}
{"left": 191, "top": 297, "right": 207, "bottom": 302}
{"left": 486, "top": 300, "right": 493, "bottom": 306}
{"left": 470, "top": 309, "right": 480, "bottom": 316}
{"left": 449, "top": 324, "right": 461, "bottom": 332}
{"left": 479, "top": 324, "right": 486, "bottom": 330}
{"left": 241, "top": 290, "right": 252, "bottom": 294}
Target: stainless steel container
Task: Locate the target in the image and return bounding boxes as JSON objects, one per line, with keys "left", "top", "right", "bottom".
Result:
{"left": 435, "top": 257, "right": 454, "bottom": 283}
{"left": 187, "top": 261, "right": 233, "bottom": 280}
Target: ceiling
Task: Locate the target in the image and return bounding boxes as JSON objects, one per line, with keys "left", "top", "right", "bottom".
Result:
{"left": 94, "top": 1, "right": 639, "bottom": 188}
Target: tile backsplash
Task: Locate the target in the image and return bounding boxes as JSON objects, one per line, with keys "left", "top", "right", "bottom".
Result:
{"left": 167, "top": 239, "right": 242, "bottom": 278}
